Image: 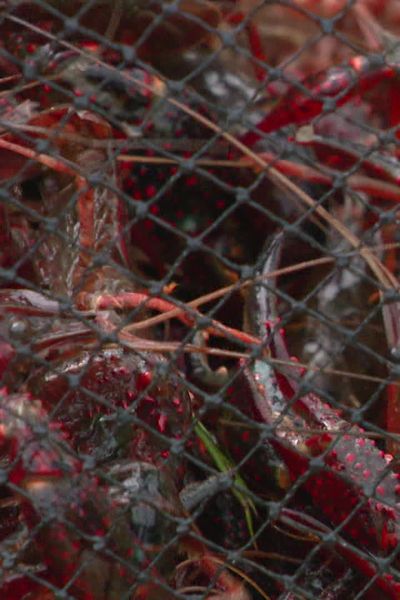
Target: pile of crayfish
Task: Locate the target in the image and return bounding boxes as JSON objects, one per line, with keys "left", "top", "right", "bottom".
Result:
{"left": 2, "top": 1, "right": 400, "bottom": 599}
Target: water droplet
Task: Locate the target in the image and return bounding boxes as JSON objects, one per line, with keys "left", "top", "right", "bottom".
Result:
{"left": 9, "top": 319, "right": 28, "bottom": 339}
{"left": 136, "top": 371, "right": 152, "bottom": 390}
{"left": 241, "top": 431, "right": 250, "bottom": 442}
{"left": 157, "top": 413, "right": 167, "bottom": 433}
{"left": 126, "top": 390, "right": 135, "bottom": 402}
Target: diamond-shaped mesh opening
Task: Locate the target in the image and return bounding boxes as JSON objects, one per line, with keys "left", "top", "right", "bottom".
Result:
{"left": 1, "top": 1, "right": 400, "bottom": 599}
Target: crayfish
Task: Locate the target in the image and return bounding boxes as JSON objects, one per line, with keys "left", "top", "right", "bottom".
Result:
{"left": 232, "top": 233, "right": 400, "bottom": 598}
{"left": 0, "top": 102, "right": 255, "bottom": 599}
